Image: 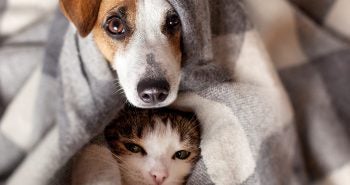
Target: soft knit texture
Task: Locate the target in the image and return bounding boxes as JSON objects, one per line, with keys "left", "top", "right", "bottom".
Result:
{"left": 1, "top": 0, "right": 350, "bottom": 185}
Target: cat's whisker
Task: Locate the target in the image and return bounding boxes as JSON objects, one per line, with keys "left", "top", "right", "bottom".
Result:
{"left": 183, "top": 123, "right": 201, "bottom": 138}
{"left": 119, "top": 167, "right": 142, "bottom": 178}
{"left": 170, "top": 179, "right": 185, "bottom": 183}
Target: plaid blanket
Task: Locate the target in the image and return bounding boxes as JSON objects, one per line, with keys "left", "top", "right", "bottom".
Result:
{"left": 1, "top": 0, "right": 349, "bottom": 185}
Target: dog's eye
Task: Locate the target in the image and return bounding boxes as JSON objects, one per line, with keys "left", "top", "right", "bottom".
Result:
{"left": 104, "top": 16, "right": 127, "bottom": 39}
{"left": 166, "top": 13, "right": 180, "bottom": 28}
{"left": 163, "top": 11, "right": 181, "bottom": 35}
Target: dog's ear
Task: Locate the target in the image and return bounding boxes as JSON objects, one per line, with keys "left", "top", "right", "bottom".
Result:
{"left": 59, "top": 0, "right": 102, "bottom": 37}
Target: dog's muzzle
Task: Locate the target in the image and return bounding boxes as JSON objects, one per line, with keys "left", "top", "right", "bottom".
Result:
{"left": 137, "top": 79, "right": 170, "bottom": 104}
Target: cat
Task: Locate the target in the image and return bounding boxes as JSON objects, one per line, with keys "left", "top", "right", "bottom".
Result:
{"left": 104, "top": 108, "right": 201, "bottom": 185}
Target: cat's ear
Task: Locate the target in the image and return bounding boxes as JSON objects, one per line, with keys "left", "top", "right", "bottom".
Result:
{"left": 59, "top": 0, "right": 102, "bottom": 37}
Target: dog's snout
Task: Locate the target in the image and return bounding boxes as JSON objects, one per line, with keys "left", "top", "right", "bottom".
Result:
{"left": 137, "top": 79, "right": 170, "bottom": 104}
{"left": 139, "top": 89, "right": 168, "bottom": 104}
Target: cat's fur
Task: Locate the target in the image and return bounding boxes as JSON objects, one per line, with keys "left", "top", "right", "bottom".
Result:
{"left": 105, "top": 108, "right": 201, "bottom": 185}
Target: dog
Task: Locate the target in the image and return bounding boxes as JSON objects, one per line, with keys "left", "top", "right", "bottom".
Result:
{"left": 59, "top": 0, "right": 182, "bottom": 108}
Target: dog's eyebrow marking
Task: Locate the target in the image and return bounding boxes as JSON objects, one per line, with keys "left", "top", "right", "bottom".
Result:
{"left": 105, "top": 6, "right": 128, "bottom": 20}
{"left": 145, "top": 53, "right": 167, "bottom": 79}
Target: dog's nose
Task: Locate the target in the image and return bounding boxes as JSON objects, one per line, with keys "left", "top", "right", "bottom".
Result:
{"left": 137, "top": 79, "right": 170, "bottom": 104}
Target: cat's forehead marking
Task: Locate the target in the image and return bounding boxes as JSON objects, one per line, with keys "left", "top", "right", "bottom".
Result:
{"left": 142, "top": 117, "right": 182, "bottom": 156}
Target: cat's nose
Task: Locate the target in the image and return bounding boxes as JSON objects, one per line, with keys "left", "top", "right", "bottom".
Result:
{"left": 149, "top": 170, "right": 168, "bottom": 184}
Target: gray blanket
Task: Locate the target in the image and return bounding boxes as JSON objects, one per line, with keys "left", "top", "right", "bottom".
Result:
{"left": 1, "top": 0, "right": 350, "bottom": 185}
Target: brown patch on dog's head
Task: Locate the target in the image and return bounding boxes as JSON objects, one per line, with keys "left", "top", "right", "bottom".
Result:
{"left": 169, "top": 29, "right": 182, "bottom": 63}
{"left": 59, "top": 0, "right": 137, "bottom": 62}
{"left": 162, "top": 10, "right": 182, "bottom": 63}
{"left": 59, "top": 0, "right": 103, "bottom": 37}
{"left": 92, "top": 0, "right": 137, "bottom": 63}
{"left": 60, "top": 0, "right": 182, "bottom": 67}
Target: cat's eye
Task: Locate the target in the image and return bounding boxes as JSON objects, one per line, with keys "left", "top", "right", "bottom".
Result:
{"left": 104, "top": 16, "right": 128, "bottom": 39}
{"left": 124, "top": 143, "right": 143, "bottom": 153}
{"left": 173, "top": 150, "right": 191, "bottom": 160}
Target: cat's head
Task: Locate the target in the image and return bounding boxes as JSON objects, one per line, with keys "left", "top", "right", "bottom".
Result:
{"left": 105, "top": 108, "right": 201, "bottom": 185}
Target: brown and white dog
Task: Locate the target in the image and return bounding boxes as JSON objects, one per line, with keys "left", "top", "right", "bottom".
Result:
{"left": 60, "top": 0, "right": 182, "bottom": 108}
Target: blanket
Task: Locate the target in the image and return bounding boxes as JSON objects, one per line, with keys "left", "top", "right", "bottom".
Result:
{"left": 1, "top": 0, "right": 350, "bottom": 185}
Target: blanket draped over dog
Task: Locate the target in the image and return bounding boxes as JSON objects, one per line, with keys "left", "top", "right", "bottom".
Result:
{"left": 1, "top": 0, "right": 350, "bottom": 184}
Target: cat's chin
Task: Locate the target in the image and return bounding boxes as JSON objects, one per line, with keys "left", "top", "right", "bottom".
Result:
{"left": 122, "top": 179, "right": 152, "bottom": 185}
{"left": 122, "top": 178, "right": 183, "bottom": 185}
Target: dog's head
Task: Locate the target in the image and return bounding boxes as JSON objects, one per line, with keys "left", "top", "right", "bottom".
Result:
{"left": 60, "top": 0, "right": 182, "bottom": 108}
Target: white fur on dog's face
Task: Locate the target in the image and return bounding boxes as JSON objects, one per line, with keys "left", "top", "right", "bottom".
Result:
{"left": 114, "top": 0, "right": 181, "bottom": 108}
{"left": 93, "top": 0, "right": 182, "bottom": 108}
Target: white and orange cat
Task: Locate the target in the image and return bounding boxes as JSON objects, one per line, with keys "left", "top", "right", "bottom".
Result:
{"left": 72, "top": 108, "right": 201, "bottom": 185}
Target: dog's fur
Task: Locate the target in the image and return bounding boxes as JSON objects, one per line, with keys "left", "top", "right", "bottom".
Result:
{"left": 60, "top": 0, "right": 182, "bottom": 108}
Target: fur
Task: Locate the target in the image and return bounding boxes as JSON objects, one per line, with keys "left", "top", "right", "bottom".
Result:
{"left": 105, "top": 108, "right": 201, "bottom": 185}
{"left": 60, "top": 0, "right": 182, "bottom": 108}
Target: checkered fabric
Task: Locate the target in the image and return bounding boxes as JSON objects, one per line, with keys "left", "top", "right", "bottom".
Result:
{"left": 0, "top": 0, "right": 349, "bottom": 185}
